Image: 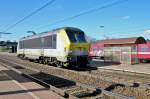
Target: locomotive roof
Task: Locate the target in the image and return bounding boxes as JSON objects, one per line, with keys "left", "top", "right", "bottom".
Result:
{"left": 55, "top": 27, "right": 83, "bottom": 31}
{"left": 20, "top": 27, "right": 82, "bottom": 41}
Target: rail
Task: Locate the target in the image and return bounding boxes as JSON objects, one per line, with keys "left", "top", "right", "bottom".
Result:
{"left": 0, "top": 58, "right": 135, "bottom": 99}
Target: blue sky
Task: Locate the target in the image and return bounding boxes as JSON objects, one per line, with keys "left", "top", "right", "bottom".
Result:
{"left": 0, "top": 0, "right": 150, "bottom": 41}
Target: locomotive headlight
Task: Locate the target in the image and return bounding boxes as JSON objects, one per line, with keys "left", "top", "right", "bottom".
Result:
{"left": 68, "top": 50, "right": 73, "bottom": 53}
{"left": 64, "top": 47, "right": 73, "bottom": 54}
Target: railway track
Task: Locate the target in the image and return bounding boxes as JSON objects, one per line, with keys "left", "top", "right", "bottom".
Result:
{"left": 1, "top": 53, "right": 150, "bottom": 85}
{"left": 0, "top": 54, "right": 150, "bottom": 99}
{"left": 0, "top": 58, "right": 134, "bottom": 99}
{"left": 74, "top": 66, "right": 150, "bottom": 86}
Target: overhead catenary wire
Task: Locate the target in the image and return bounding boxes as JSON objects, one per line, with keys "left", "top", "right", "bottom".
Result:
{"left": 105, "top": 23, "right": 150, "bottom": 34}
{"left": 3, "top": 0, "right": 56, "bottom": 32}
{"left": 100, "top": 27, "right": 150, "bottom": 39}
{"left": 0, "top": 32, "right": 12, "bottom": 34}
{"left": 34, "top": 0, "right": 129, "bottom": 30}
{"left": 102, "top": 26, "right": 150, "bottom": 36}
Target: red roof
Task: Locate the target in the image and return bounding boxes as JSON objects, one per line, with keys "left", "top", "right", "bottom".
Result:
{"left": 97, "top": 37, "right": 146, "bottom": 45}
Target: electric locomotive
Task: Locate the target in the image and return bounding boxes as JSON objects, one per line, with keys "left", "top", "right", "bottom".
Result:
{"left": 17, "top": 27, "right": 89, "bottom": 67}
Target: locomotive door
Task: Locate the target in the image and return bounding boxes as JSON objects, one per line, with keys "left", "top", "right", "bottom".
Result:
{"left": 41, "top": 37, "right": 44, "bottom": 56}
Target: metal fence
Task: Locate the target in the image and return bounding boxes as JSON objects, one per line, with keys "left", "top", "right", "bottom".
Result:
{"left": 104, "top": 46, "right": 139, "bottom": 64}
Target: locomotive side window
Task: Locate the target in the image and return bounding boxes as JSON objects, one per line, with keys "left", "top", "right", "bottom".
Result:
{"left": 43, "top": 36, "right": 52, "bottom": 48}
{"left": 43, "top": 34, "right": 57, "bottom": 49}
{"left": 20, "top": 34, "right": 57, "bottom": 49}
{"left": 23, "top": 38, "right": 42, "bottom": 49}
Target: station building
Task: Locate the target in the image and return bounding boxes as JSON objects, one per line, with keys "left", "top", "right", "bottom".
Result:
{"left": 89, "top": 37, "right": 148, "bottom": 65}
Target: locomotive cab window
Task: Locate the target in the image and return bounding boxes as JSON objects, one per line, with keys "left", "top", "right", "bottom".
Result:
{"left": 66, "top": 28, "right": 86, "bottom": 43}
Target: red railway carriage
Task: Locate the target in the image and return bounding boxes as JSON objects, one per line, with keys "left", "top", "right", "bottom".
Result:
{"left": 89, "top": 43, "right": 104, "bottom": 59}
{"left": 138, "top": 41, "right": 150, "bottom": 60}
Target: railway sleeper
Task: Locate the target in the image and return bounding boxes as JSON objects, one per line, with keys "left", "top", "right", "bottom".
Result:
{"left": 0, "top": 58, "right": 135, "bottom": 99}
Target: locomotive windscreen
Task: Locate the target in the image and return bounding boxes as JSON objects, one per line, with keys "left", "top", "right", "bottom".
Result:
{"left": 66, "top": 28, "right": 86, "bottom": 43}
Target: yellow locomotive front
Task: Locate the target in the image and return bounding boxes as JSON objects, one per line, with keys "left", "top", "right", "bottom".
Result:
{"left": 59, "top": 27, "right": 89, "bottom": 67}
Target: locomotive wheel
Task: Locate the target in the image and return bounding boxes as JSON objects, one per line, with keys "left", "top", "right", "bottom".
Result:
{"left": 56, "top": 62, "right": 61, "bottom": 67}
{"left": 63, "top": 62, "right": 69, "bottom": 67}
{"left": 35, "top": 59, "right": 39, "bottom": 63}
{"left": 18, "top": 54, "right": 25, "bottom": 60}
{"left": 43, "top": 58, "right": 48, "bottom": 64}
{"left": 39, "top": 59, "right": 44, "bottom": 64}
